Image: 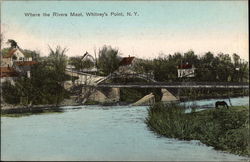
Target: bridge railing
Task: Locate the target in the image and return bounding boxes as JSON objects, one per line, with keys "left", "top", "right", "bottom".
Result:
{"left": 108, "top": 72, "right": 155, "bottom": 81}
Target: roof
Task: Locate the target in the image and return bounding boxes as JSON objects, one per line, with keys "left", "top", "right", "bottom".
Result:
{"left": 0, "top": 67, "right": 18, "bottom": 78}
{"left": 14, "top": 61, "right": 37, "bottom": 66}
{"left": 177, "top": 64, "right": 193, "bottom": 69}
{"left": 3, "top": 49, "right": 17, "bottom": 58}
{"left": 119, "top": 56, "right": 135, "bottom": 66}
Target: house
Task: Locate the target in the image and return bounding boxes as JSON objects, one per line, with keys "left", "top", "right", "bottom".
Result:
{"left": 81, "top": 51, "right": 97, "bottom": 74}
{"left": 115, "top": 55, "right": 154, "bottom": 81}
{"left": 117, "top": 55, "right": 135, "bottom": 74}
{"left": 0, "top": 47, "right": 37, "bottom": 79}
{"left": 1, "top": 48, "right": 32, "bottom": 67}
{"left": 13, "top": 61, "right": 37, "bottom": 78}
{"left": 0, "top": 67, "right": 18, "bottom": 84}
{"left": 177, "top": 63, "right": 196, "bottom": 78}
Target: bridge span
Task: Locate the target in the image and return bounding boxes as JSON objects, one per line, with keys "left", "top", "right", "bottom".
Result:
{"left": 82, "top": 82, "right": 249, "bottom": 89}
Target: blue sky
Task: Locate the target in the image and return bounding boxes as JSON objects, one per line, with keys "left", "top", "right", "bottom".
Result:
{"left": 1, "top": 1, "right": 248, "bottom": 60}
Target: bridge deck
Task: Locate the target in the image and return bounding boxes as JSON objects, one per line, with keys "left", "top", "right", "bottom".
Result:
{"left": 81, "top": 82, "right": 249, "bottom": 89}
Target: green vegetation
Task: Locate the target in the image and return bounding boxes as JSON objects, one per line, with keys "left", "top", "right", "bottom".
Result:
{"left": 1, "top": 39, "right": 248, "bottom": 107}
{"left": 120, "top": 88, "right": 162, "bottom": 103}
{"left": 132, "top": 51, "right": 249, "bottom": 82}
{"left": 68, "top": 45, "right": 121, "bottom": 76}
{"left": 97, "top": 45, "right": 121, "bottom": 75}
{"left": 146, "top": 103, "right": 249, "bottom": 156}
{"left": 69, "top": 56, "right": 95, "bottom": 71}
{"left": 177, "top": 88, "right": 248, "bottom": 101}
{"left": 84, "top": 100, "right": 100, "bottom": 105}
{"left": 2, "top": 46, "right": 71, "bottom": 106}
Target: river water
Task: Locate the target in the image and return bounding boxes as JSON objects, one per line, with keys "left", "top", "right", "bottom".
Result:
{"left": 1, "top": 96, "right": 249, "bottom": 161}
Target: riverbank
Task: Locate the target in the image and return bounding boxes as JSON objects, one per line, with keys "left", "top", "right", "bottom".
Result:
{"left": 146, "top": 103, "right": 250, "bottom": 157}
{"left": 0, "top": 104, "right": 66, "bottom": 117}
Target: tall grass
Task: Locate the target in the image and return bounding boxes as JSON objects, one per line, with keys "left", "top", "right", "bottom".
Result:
{"left": 146, "top": 103, "right": 250, "bottom": 156}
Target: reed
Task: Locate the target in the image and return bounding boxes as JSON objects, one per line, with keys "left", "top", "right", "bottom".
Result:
{"left": 146, "top": 103, "right": 250, "bottom": 156}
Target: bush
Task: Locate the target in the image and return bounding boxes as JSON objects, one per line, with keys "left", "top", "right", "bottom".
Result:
{"left": 2, "top": 81, "right": 20, "bottom": 104}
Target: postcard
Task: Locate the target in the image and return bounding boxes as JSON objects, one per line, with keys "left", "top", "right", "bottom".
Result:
{"left": 1, "top": 0, "right": 249, "bottom": 161}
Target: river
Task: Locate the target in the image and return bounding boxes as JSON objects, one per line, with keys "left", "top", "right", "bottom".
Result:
{"left": 1, "top": 96, "right": 249, "bottom": 161}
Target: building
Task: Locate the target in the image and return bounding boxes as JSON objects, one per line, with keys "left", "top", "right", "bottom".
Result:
{"left": 0, "top": 67, "right": 18, "bottom": 84}
{"left": 1, "top": 48, "right": 33, "bottom": 67}
{"left": 117, "top": 55, "right": 135, "bottom": 74}
{"left": 177, "top": 63, "right": 196, "bottom": 78}
{"left": 13, "top": 61, "right": 37, "bottom": 78}
{"left": 0, "top": 47, "right": 37, "bottom": 81}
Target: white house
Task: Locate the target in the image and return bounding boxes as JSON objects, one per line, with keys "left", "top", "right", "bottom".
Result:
{"left": 1, "top": 48, "right": 36, "bottom": 79}
{"left": 177, "top": 64, "right": 196, "bottom": 78}
{"left": 1, "top": 48, "right": 33, "bottom": 67}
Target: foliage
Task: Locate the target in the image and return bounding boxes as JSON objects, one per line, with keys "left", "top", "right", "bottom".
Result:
{"left": 97, "top": 45, "right": 121, "bottom": 75}
{"left": 146, "top": 104, "right": 250, "bottom": 156}
{"left": 120, "top": 88, "right": 147, "bottom": 103}
{"left": 7, "top": 39, "right": 18, "bottom": 48}
{"left": 69, "top": 56, "right": 95, "bottom": 71}
{"left": 22, "top": 49, "right": 40, "bottom": 61}
{"left": 2, "top": 82, "right": 20, "bottom": 104}
{"left": 1, "top": 48, "right": 10, "bottom": 57}
{"left": 2, "top": 46, "right": 71, "bottom": 105}
{"left": 120, "top": 87, "right": 162, "bottom": 103}
{"left": 132, "top": 51, "right": 248, "bottom": 83}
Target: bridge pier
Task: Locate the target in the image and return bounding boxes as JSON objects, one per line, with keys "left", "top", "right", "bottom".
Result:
{"left": 86, "top": 87, "right": 120, "bottom": 104}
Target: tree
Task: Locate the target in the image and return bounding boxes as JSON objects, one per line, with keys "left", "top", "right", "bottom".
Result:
{"left": 7, "top": 39, "right": 18, "bottom": 48}
{"left": 183, "top": 50, "right": 198, "bottom": 65}
{"left": 238, "top": 60, "right": 249, "bottom": 82}
{"left": 153, "top": 57, "right": 173, "bottom": 82}
{"left": 69, "top": 56, "right": 95, "bottom": 71}
{"left": 47, "top": 46, "right": 69, "bottom": 105}
{"left": 196, "top": 52, "right": 216, "bottom": 81}
{"left": 216, "top": 53, "right": 233, "bottom": 82}
{"left": 97, "top": 45, "right": 121, "bottom": 75}
{"left": 132, "top": 58, "right": 153, "bottom": 74}
{"left": 22, "top": 49, "right": 40, "bottom": 61}
{"left": 2, "top": 81, "right": 20, "bottom": 104}
{"left": 231, "top": 53, "right": 241, "bottom": 82}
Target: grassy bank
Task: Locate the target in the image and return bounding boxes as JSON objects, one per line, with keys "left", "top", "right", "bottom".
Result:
{"left": 146, "top": 103, "right": 249, "bottom": 156}
{"left": 178, "top": 88, "right": 249, "bottom": 101}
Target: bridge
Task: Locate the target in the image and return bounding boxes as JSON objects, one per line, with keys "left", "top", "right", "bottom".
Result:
{"left": 66, "top": 68, "right": 249, "bottom": 89}
{"left": 65, "top": 68, "right": 156, "bottom": 85}
{"left": 83, "top": 82, "right": 249, "bottom": 89}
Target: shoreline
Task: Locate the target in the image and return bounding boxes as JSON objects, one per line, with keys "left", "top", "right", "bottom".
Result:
{"left": 1, "top": 95, "right": 248, "bottom": 115}
{"left": 146, "top": 104, "right": 250, "bottom": 157}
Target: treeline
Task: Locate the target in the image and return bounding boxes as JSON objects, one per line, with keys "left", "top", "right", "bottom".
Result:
{"left": 132, "top": 51, "right": 249, "bottom": 82}
{"left": 68, "top": 48, "right": 249, "bottom": 82}
{"left": 1, "top": 41, "right": 249, "bottom": 105}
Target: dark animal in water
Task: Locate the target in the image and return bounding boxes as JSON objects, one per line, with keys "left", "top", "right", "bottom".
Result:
{"left": 215, "top": 101, "right": 229, "bottom": 109}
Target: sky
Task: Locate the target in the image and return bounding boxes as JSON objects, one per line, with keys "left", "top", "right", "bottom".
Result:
{"left": 1, "top": 1, "right": 248, "bottom": 61}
